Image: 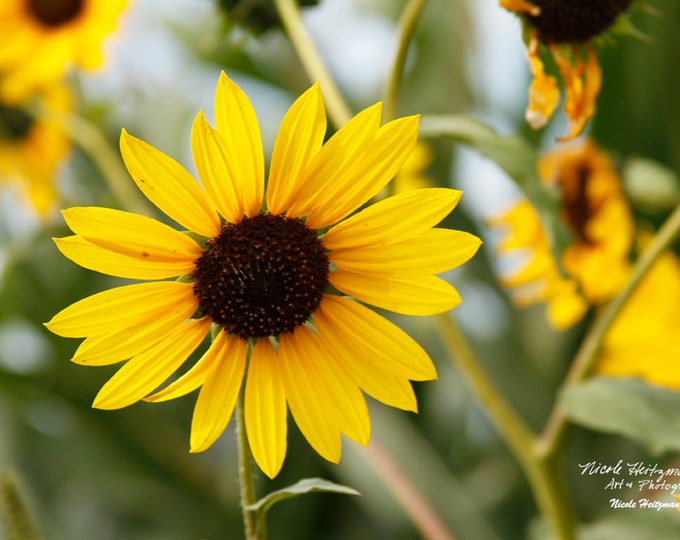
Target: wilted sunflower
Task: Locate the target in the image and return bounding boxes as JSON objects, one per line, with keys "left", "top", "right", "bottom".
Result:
{"left": 501, "top": 0, "right": 635, "bottom": 140}
{"left": 0, "top": 0, "right": 127, "bottom": 102}
{"left": 46, "top": 72, "right": 481, "bottom": 478}
{"left": 488, "top": 138, "right": 633, "bottom": 328}
{"left": 0, "top": 84, "right": 70, "bottom": 214}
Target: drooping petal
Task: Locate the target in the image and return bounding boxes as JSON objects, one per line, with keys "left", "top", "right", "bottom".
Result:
{"left": 120, "top": 129, "right": 220, "bottom": 237}
{"left": 54, "top": 236, "right": 196, "bottom": 280}
{"left": 93, "top": 317, "right": 211, "bottom": 410}
{"left": 329, "top": 229, "right": 481, "bottom": 279}
{"left": 62, "top": 206, "right": 203, "bottom": 264}
{"left": 314, "top": 295, "right": 436, "bottom": 381}
{"left": 213, "top": 72, "right": 264, "bottom": 218}
{"left": 71, "top": 297, "right": 199, "bottom": 365}
{"left": 500, "top": 0, "right": 540, "bottom": 16}
{"left": 329, "top": 271, "right": 461, "bottom": 316}
{"left": 303, "top": 114, "right": 420, "bottom": 229}
{"left": 190, "top": 333, "right": 247, "bottom": 452}
{"left": 323, "top": 188, "right": 462, "bottom": 251}
{"left": 45, "top": 281, "right": 196, "bottom": 338}
{"left": 266, "top": 83, "right": 326, "bottom": 215}
{"left": 285, "top": 102, "right": 382, "bottom": 219}
{"left": 245, "top": 339, "right": 287, "bottom": 478}
{"left": 191, "top": 111, "right": 256, "bottom": 223}
{"left": 525, "top": 33, "right": 560, "bottom": 130}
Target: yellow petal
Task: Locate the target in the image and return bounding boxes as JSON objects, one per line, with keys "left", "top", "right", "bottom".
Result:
{"left": 46, "top": 281, "right": 196, "bottom": 338}
{"left": 323, "top": 188, "right": 462, "bottom": 251}
{"left": 329, "top": 229, "right": 481, "bottom": 279}
{"left": 190, "top": 333, "right": 247, "bottom": 452}
{"left": 54, "top": 236, "right": 195, "bottom": 280}
{"left": 500, "top": 0, "right": 540, "bottom": 16}
{"left": 93, "top": 318, "right": 211, "bottom": 410}
{"left": 278, "top": 328, "right": 343, "bottom": 462}
{"left": 329, "top": 271, "right": 461, "bottom": 316}
{"left": 213, "top": 72, "right": 264, "bottom": 218}
{"left": 315, "top": 295, "right": 436, "bottom": 381}
{"left": 120, "top": 129, "right": 220, "bottom": 237}
{"left": 245, "top": 339, "right": 287, "bottom": 478}
{"left": 71, "top": 297, "right": 199, "bottom": 366}
{"left": 286, "top": 102, "right": 382, "bottom": 219}
{"left": 304, "top": 115, "right": 420, "bottom": 229}
{"left": 525, "top": 34, "right": 560, "bottom": 130}
{"left": 62, "top": 206, "right": 203, "bottom": 264}
{"left": 191, "top": 111, "right": 254, "bottom": 223}
{"left": 267, "top": 83, "right": 327, "bottom": 215}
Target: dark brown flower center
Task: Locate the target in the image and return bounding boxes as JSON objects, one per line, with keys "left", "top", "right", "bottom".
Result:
{"left": 0, "top": 104, "right": 33, "bottom": 141}
{"left": 192, "top": 213, "right": 329, "bottom": 339}
{"left": 526, "top": 0, "right": 633, "bottom": 43}
{"left": 560, "top": 163, "right": 599, "bottom": 244}
{"left": 28, "top": 0, "right": 84, "bottom": 27}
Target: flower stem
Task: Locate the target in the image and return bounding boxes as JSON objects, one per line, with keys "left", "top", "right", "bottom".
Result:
{"left": 384, "top": 0, "right": 431, "bottom": 121}
{"left": 435, "top": 314, "right": 575, "bottom": 540}
{"left": 236, "top": 388, "right": 259, "bottom": 540}
{"left": 42, "top": 109, "right": 154, "bottom": 216}
{"left": 274, "top": 0, "right": 353, "bottom": 127}
{"left": 537, "top": 201, "right": 680, "bottom": 456}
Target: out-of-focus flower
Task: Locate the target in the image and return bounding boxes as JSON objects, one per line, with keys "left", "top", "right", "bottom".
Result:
{"left": 46, "top": 72, "right": 481, "bottom": 478}
{"left": 0, "top": 84, "right": 71, "bottom": 214}
{"left": 0, "top": 0, "right": 128, "bottom": 103}
{"left": 501, "top": 0, "right": 634, "bottom": 140}
{"left": 391, "top": 142, "right": 433, "bottom": 194}
{"left": 217, "top": 0, "right": 319, "bottom": 34}
{"left": 597, "top": 246, "right": 680, "bottom": 390}
{"left": 489, "top": 138, "right": 634, "bottom": 329}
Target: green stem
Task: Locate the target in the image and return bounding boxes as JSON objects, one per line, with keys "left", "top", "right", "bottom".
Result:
{"left": 435, "top": 314, "right": 575, "bottom": 540}
{"left": 384, "top": 0, "right": 431, "bottom": 121}
{"left": 236, "top": 388, "right": 259, "bottom": 540}
{"left": 274, "top": 0, "right": 353, "bottom": 127}
{"left": 538, "top": 201, "right": 680, "bottom": 456}
{"left": 41, "top": 110, "right": 154, "bottom": 216}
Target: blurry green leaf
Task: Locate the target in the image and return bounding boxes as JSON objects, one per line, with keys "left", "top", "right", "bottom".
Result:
{"left": 623, "top": 157, "right": 680, "bottom": 211}
{"left": 579, "top": 510, "right": 680, "bottom": 540}
{"left": 247, "top": 477, "right": 359, "bottom": 517}
{"left": 419, "top": 114, "right": 572, "bottom": 259}
{"left": 560, "top": 377, "right": 680, "bottom": 454}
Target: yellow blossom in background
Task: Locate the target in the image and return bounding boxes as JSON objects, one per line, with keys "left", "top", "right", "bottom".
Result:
{"left": 391, "top": 142, "right": 433, "bottom": 193}
{"left": 0, "top": 84, "right": 71, "bottom": 214}
{"left": 0, "top": 0, "right": 128, "bottom": 103}
{"left": 489, "top": 138, "right": 634, "bottom": 329}
{"left": 501, "top": 0, "right": 634, "bottom": 140}
{"left": 45, "top": 72, "right": 481, "bottom": 479}
{"left": 597, "top": 246, "right": 680, "bottom": 389}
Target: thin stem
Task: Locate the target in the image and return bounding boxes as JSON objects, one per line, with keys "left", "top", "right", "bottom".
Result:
{"left": 361, "top": 439, "right": 456, "bottom": 540}
{"left": 435, "top": 314, "right": 575, "bottom": 540}
{"left": 384, "top": 0, "right": 431, "bottom": 121}
{"left": 538, "top": 201, "right": 680, "bottom": 456}
{"left": 274, "top": 0, "right": 353, "bottom": 127}
{"left": 41, "top": 109, "right": 154, "bottom": 216}
{"left": 236, "top": 388, "right": 259, "bottom": 540}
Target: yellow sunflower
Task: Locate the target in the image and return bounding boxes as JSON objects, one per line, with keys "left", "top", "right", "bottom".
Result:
{"left": 596, "top": 246, "right": 680, "bottom": 390}
{"left": 488, "top": 138, "right": 633, "bottom": 329}
{"left": 0, "top": 0, "right": 128, "bottom": 103}
{"left": 46, "top": 72, "right": 481, "bottom": 478}
{"left": 0, "top": 83, "right": 71, "bottom": 214}
{"left": 501, "top": 0, "right": 634, "bottom": 140}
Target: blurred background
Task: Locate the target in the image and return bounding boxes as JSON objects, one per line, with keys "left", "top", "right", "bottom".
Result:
{"left": 1, "top": 0, "right": 680, "bottom": 538}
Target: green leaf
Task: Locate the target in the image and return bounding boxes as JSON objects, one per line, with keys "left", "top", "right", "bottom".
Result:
{"left": 560, "top": 377, "right": 680, "bottom": 454}
{"left": 247, "top": 477, "right": 360, "bottom": 515}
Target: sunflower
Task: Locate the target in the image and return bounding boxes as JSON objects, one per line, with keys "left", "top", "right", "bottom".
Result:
{"left": 0, "top": 0, "right": 127, "bottom": 103}
{"left": 488, "top": 138, "right": 633, "bottom": 329}
{"left": 46, "top": 72, "right": 481, "bottom": 478}
{"left": 0, "top": 83, "right": 70, "bottom": 214}
{"left": 501, "top": 0, "right": 634, "bottom": 140}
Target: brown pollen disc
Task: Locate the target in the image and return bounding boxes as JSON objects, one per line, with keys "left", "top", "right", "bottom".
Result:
{"left": 192, "top": 213, "right": 329, "bottom": 339}
{"left": 28, "top": 0, "right": 84, "bottom": 27}
{"left": 527, "top": 0, "right": 633, "bottom": 43}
